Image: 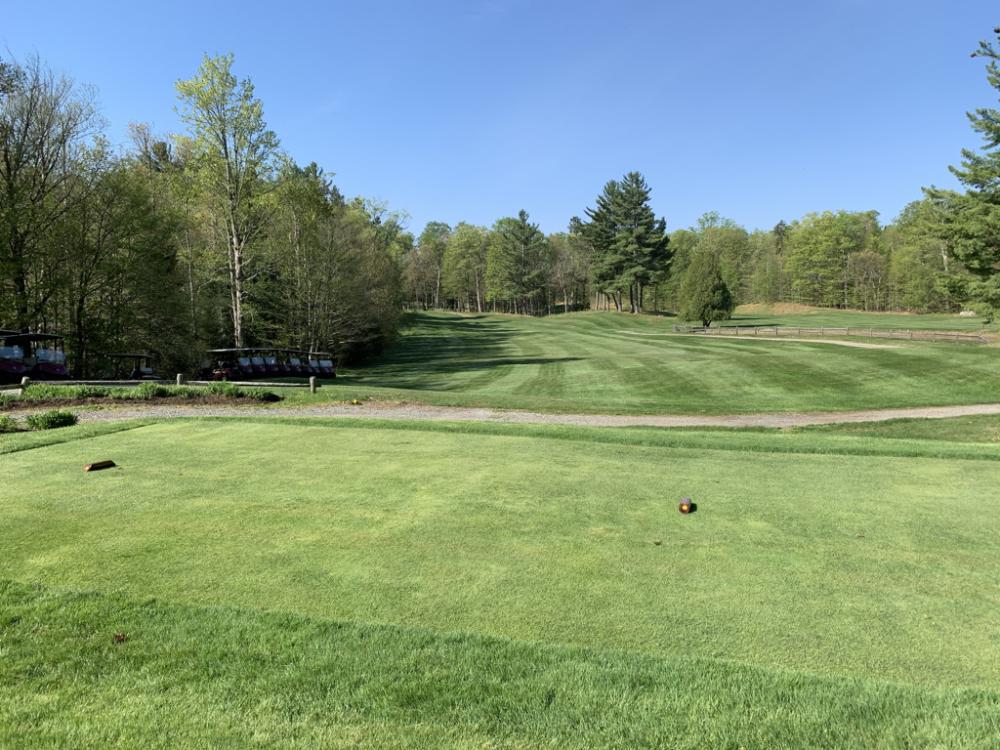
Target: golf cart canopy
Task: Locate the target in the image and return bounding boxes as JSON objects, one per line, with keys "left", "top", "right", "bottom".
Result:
{"left": 5, "top": 332, "right": 65, "bottom": 344}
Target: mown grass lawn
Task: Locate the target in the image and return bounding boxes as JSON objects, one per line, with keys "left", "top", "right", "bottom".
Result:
{"left": 2, "top": 418, "right": 999, "bottom": 747}
{"left": 296, "top": 311, "right": 1000, "bottom": 414}
{"left": 716, "top": 304, "right": 993, "bottom": 331}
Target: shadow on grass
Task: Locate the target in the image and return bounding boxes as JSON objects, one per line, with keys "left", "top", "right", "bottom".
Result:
{"left": 343, "top": 314, "right": 582, "bottom": 389}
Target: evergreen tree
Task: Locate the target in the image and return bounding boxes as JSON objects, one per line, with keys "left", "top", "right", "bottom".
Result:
{"left": 928, "top": 27, "right": 1000, "bottom": 312}
{"left": 583, "top": 172, "right": 670, "bottom": 313}
{"left": 679, "top": 250, "right": 734, "bottom": 327}
{"left": 486, "top": 210, "right": 549, "bottom": 314}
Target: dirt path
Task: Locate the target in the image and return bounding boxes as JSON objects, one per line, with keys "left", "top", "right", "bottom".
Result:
{"left": 9, "top": 401, "right": 1000, "bottom": 429}
{"left": 616, "top": 331, "right": 901, "bottom": 350}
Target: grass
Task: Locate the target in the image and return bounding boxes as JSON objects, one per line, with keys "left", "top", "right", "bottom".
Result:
{"left": 716, "top": 303, "right": 993, "bottom": 331}
{"left": 288, "top": 311, "right": 1000, "bottom": 415}
{"left": 803, "top": 413, "right": 1000, "bottom": 443}
{"left": 2, "top": 418, "right": 999, "bottom": 746}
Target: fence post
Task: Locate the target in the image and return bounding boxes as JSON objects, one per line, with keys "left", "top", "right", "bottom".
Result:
{"left": 176, "top": 373, "right": 186, "bottom": 386}
{"left": 309, "top": 376, "right": 317, "bottom": 394}
{"left": 20, "top": 376, "right": 30, "bottom": 387}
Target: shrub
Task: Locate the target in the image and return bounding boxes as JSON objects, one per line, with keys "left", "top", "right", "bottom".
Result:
{"left": 132, "top": 382, "right": 172, "bottom": 400}
{"left": 26, "top": 410, "right": 78, "bottom": 430}
{"left": 0, "top": 415, "right": 19, "bottom": 433}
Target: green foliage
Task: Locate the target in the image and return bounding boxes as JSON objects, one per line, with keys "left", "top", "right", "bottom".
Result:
{"left": 442, "top": 222, "right": 488, "bottom": 312}
{"left": 679, "top": 250, "right": 734, "bottom": 326}
{"left": 925, "top": 28, "right": 1000, "bottom": 316}
{"left": 783, "top": 210, "right": 882, "bottom": 307}
{"left": 175, "top": 54, "right": 279, "bottom": 347}
{"left": 25, "top": 410, "right": 77, "bottom": 430}
{"left": 486, "top": 210, "right": 550, "bottom": 313}
{"left": 8, "top": 383, "right": 281, "bottom": 405}
{"left": 583, "top": 172, "right": 670, "bottom": 312}
{"left": 0, "top": 414, "right": 19, "bottom": 433}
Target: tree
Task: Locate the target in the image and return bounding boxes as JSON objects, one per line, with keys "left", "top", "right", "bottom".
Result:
{"left": 0, "top": 55, "right": 99, "bottom": 331}
{"left": 547, "top": 225, "right": 592, "bottom": 312}
{"left": 927, "top": 27, "right": 1000, "bottom": 312}
{"left": 415, "top": 222, "right": 451, "bottom": 308}
{"left": 679, "top": 250, "right": 734, "bottom": 327}
{"left": 486, "top": 210, "right": 549, "bottom": 314}
{"left": 443, "top": 222, "right": 488, "bottom": 312}
{"left": 583, "top": 172, "right": 670, "bottom": 313}
{"left": 693, "top": 213, "right": 752, "bottom": 304}
{"left": 175, "top": 53, "right": 278, "bottom": 347}
{"left": 783, "top": 211, "right": 880, "bottom": 307}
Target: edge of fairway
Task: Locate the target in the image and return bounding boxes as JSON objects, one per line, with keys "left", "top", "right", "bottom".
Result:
{"left": 128, "top": 415, "right": 1000, "bottom": 463}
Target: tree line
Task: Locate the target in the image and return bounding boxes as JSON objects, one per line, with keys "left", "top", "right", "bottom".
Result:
{"left": 403, "top": 192, "right": 974, "bottom": 322}
{"left": 404, "top": 26, "right": 1000, "bottom": 326}
{"left": 0, "top": 53, "right": 407, "bottom": 376}
{"left": 4, "top": 27, "right": 1000, "bottom": 376}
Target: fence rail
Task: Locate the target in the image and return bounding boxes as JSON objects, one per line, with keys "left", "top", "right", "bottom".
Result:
{"left": 672, "top": 325, "right": 990, "bottom": 344}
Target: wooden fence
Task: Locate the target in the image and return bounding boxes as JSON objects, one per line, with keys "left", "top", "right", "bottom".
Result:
{"left": 672, "top": 325, "right": 990, "bottom": 344}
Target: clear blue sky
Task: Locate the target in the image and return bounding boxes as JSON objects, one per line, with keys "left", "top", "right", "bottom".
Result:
{"left": 4, "top": 1, "right": 997, "bottom": 234}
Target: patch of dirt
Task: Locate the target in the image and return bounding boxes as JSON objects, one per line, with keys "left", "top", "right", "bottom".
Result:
{"left": 735, "top": 303, "right": 818, "bottom": 315}
{"left": 617, "top": 331, "right": 901, "bottom": 350}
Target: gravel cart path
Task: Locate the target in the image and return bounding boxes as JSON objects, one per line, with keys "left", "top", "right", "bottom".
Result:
{"left": 8, "top": 401, "right": 1000, "bottom": 429}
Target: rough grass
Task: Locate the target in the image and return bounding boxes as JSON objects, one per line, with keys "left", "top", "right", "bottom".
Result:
{"left": 2, "top": 418, "right": 999, "bottom": 747}
{"left": 297, "top": 311, "right": 1000, "bottom": 414}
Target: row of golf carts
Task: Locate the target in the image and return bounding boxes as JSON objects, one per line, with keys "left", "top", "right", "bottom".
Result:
{"left": 0, "top": 330, "right": 336, "bottom": 384}
{"left": 200, "top": 348, "right": 336, "bottom": 381}
{"left": 0, "top": 331, "right": 70, "bottom": 383}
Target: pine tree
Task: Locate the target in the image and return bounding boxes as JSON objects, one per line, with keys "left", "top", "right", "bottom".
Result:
{"left": 583, "top": 172, "right": 669, "bottom": 313}
{"left": 928, "top": 27, "right": 1000, "bottom": 311}
{"left": 486, "top": 210, "right": 549, "bottom": 314}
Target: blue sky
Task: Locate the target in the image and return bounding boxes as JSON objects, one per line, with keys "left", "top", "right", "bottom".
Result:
{"left": 4, "top": 1, "right": 997, "bottom": 234}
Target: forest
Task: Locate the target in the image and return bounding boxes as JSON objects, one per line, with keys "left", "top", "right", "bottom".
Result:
{"left": 2, "top": 36, "right": 999, "bottom": 375}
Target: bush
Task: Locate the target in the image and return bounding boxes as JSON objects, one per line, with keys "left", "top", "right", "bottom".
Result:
{"left": 26, "top": 410, "right": 78, "bottom": 430}
{"left": 0, "top": 415, "right": 19, "bottom": 433}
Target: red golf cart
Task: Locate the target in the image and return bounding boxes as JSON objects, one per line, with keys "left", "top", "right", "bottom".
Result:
{"left": 7, "top": 333, "right": 70, "bottom": 380}
{"left": 0, "top": 330, "right": 29, "bottom": 384}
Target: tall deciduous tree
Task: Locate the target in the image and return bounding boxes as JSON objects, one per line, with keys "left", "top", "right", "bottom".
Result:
{"left": 0, "top": 55, "right": 99, "bottom": 331}
{"left": 443, "top": 222, "right": 488, "bottom": 312}
{"left": 176, "top": 53, "right": 278, "bottom": 346}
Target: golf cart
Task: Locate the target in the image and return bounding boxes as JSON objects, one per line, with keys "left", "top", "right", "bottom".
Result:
{"left": 0, "top": 330, "right": 28, "bottom": 384}
{"left": 285, "top": 350, "right": 310, "bottom": 376}
{"left": 7, "top": 333, "right": 70, "bottom": 380}
{"left": 317, "top": 354, "right": 336, "bottom": 377}
{"left": 263, "top": 349, "right": 290, "bottom": 376}
{"left": 105, "top": 352, "right": 160, "bottom": 380}
{"left": 202, "top": 349, "right": 249, "bottom": 381}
